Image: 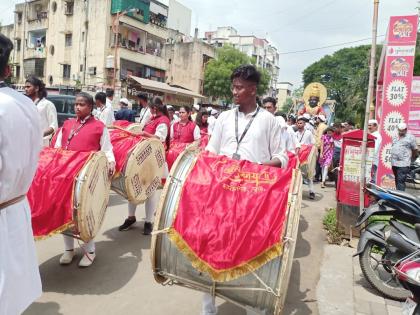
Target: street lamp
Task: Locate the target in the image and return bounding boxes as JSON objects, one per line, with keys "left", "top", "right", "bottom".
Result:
{"left": 111, "top": 8, "right": 138, "bottom": 91}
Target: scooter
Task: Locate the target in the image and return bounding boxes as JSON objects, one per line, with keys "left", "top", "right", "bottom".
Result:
{"left": 389, "top": 225, "right": 420, "bottom": 314}
{"left": 406, "top": 157, "right": 420, "bottom": 185}
{"left": 354, "top": 184, "right": 420, "bottom": 301}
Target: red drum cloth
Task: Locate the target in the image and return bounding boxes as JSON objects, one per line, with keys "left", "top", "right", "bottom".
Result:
{"left": 113, "top": 120, "right": 132, "bottom": 128}
{"left": 298, "top": 144, "right": 313, "bottom": 165}
{"left": 200, "top": 134, "right": 209, "bottom": 149}
{"left": 28, "top": 147, "right": 92, "bottom": 238}
{"left": 287, "top": 151, "right": 298, "bottom": 169}
{"left": 166, "top": 141, "right": 189, "bottom": 171}
{"left": 168, "top": 151, "right": 293, "bottom": 281}
{"left": 109, "top": 129, "right": 144, "bottom": 172}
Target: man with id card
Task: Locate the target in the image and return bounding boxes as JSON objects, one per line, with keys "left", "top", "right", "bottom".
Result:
{"left": 203, "top": 64, "right": 288, "bottom": 315}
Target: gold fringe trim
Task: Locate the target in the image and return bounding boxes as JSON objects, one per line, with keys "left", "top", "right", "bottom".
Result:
{"left": 34, "top": 221, "right": 74, "bottom": 241}
{"left": 168, "top": 227, "right": 283, "bottom": 282}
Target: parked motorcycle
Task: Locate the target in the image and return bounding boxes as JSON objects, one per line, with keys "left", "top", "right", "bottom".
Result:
{"left": 389, "top": 225, "right": 420, "bottom": 314}
{"left": 406, "top": 157, "right": 420, "bottom": 185}
{"left": 354, "top": 184, "right": 420, "bottom": 301}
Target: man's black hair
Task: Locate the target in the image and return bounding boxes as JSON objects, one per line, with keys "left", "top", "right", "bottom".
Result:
{"left": 347, "top": 120, "right": 355, "bottom": 127}
{"left": 26, "top": 75, "right": 47, "bottom": 98}
{"left": 136, "top": 92, "right": 148, "bottom": 102}
{"left": 0, "top": 34, "right": 13, "bottom": 78}
{"left": 95, "top": 92, "right": 107, "bottom": 104}
{"left": 106, "top": 88, "right": 114, "bottom": 98}
{"left": 230, "top": 64, "right": 261, "bottom": 85}
{"left": 263, "top": 97, "right": 277, "bottom": 106}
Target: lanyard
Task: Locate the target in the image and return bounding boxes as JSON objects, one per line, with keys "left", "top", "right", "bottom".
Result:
{"left": 235, "top": 106, "right": 260, "bottom": 153}
{"left": 65, "top": 116, "right": 90, "bottom": 149}
{"left": 299, "top": 130, "right": 306, "bottom": 143}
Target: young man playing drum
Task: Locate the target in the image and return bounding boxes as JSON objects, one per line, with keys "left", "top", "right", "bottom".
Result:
{"left": 203, "top": 64, "right": 288, "bottom": 315}
{"left": 54, "top": 92, "right": 115, "bottom": 267}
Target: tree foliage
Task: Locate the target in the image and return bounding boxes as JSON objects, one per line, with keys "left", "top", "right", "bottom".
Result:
{"left": 204, "top": 45, "right": 271, "bottom": 103}
{"left": 303, "top": 45, "right": 381, "bottom": 125}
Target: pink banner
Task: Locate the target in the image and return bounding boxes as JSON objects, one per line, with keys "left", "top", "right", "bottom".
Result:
{"left": 409, "top": 77, "right": 420, "bottom": 137}
{"left": 376, "top": 15, "right": 418, "bottom": 189}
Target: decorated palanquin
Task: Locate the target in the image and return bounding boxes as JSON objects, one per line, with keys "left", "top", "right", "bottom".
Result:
{"left": 109, "top": 128, "right": 165, "bottom": 204}
{"left": 29, "top": 147, "right": 110, "bottom": 242}
{"left": 151, "top": 147, "right": 304, "bottom": 314}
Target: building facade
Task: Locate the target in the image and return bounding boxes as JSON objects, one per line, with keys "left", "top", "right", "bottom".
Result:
{"left": 203, "top": 26, "right": 280, "bottom": 97}
{"left": 276, "top": 82, "right": 293, "bottom": 111}
{"left": 8, "top": 0, "right": 191, "bottom": 96}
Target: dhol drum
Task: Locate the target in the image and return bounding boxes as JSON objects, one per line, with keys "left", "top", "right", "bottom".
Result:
{"left": 166, "top": 141, "right": 199, "bottom": 171}
{"left": 110, "top": 129, "right": 165, "bottom": 204}
{"left": 299, "top": 144, "right": 317, "bottom": 179}
{"left": 151, "top": 148, "right": 302, "bottom": 314}
{"left": 110, "top": 121, "right": 143, "bottom": 135}
{"left": 29, "top": 147, "right": 111, "bottom": 242}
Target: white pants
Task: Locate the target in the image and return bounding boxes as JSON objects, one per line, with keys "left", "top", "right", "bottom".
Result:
{"left": 202, "top": 293, "right": 263, "bottom": 315}
{"left": 63, "top": 235, "right": 95, "bottom": 253}
{"left": 321, "top": 165, "right": 329, "bottom": 183}
{"left": 128, "top": 189, "right": 159, "bottom": 223}
{"left": 308, "top": 179, "right": 314, "bottom": 193}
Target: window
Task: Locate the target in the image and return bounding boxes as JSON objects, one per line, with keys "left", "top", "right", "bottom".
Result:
{"left": 63, "top": 64, "right": 71, "bottom": 79}
{"left": 65, "top": 1, "right": 74, "bottom": 15}
{"left": 81, "top": 32, "right": 85, "bottom": 42}
{"left": 80, "top": 64, "right": 83, "bottom": 72}
{"left": 65, "top": 33, "right": 72, "bottom": 47}
{"left": 88, "top": 67, "right": 96, "bottom": 75}
{"left": 15, "top": 65, "right": 20, "bottom": 78}
{"left": 17, "top": 12, "right": 22, "bottom": 23}
{"left": 16, "top": 39, "right": 21, "bottom": 51}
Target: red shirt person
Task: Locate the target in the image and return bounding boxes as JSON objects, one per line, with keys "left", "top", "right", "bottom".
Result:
{"left": 54, "top": 92, "right": 115, "bottom": 268}
{"left": 171, "top": 105, "right": 200, "bottom": 143}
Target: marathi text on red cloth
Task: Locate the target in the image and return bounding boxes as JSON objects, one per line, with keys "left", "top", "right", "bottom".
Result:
{"left": 168, "top": 151, "right": 294, "bottom": 281}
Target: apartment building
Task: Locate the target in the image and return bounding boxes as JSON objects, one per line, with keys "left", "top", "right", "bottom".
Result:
{"left": 203, "top": 26, "right": 280, "bottom": 97}
{"left": 8, "top": 0, "right": 191, "bottom": 95}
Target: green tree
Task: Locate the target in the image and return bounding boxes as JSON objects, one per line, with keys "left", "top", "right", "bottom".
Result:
{"left": 303, "top": 45, "right": 381, "bottom": 125}
{"left": 204, "top": 45, "right": 271, "bottom": 103}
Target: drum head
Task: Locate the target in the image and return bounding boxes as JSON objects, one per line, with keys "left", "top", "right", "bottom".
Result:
{"left": 126, "top": 123, "right": 142, "bottom": 135}
{"left": 74, "top": 152, "right": 111, "bottom": 242}
{"left": 124, "top": 138, "right": 165, "bottom": 204}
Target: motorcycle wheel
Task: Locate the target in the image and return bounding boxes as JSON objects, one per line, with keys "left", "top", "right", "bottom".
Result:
{"left": 359, "top": 240, "right": 410, "bottom": 301}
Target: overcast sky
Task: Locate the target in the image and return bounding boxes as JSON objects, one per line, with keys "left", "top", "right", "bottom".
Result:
{"left": 1, "top": 0, "right": 418, "bottom": 88}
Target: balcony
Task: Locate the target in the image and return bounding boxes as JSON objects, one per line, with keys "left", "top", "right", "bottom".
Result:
{"left": 119, "top": 47, "right": 167, "bottom": 71}
{"left": 25, "top": 47, "right": 47, "bottom": 59}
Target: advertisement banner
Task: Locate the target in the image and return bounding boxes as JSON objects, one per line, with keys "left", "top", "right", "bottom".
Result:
{"left": 409, "top": 76, "right": 420, "bottom": 137}
{"left": 376, "top": 15, "right": 418, "bottom": 189}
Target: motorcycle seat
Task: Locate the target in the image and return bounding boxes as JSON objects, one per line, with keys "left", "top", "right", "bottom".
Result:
{"left": 392, "top": 220, "right": 420, "bottom": 245}
{"left": 387, "top": 190, "right": 420, "bottom": 207}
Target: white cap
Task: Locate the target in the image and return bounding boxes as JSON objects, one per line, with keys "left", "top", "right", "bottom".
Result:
{"left": 207, "top": 106, "right": 213, "bottom": 111}
{"left": 398, "top": 123, "right": 407, "bottom": 130}
{"left": 303, "top": 113, "right": 311, "bottom": 120}
{"left": 368, "top": 119, "right": 378, "bottom": 125}
{"left": 211, "top": 109, "right": 218, "bottom": 115}
{"left": 193, "top": 104, "right": 200, "bottom": 111}
{"left": 167, "top": 105, "right": 174, "bottom": 110}
{"left": 318, "top": 114, "right": 326, "bottom": 122}
{"left": 119, "top": 98, "right": 130, "bottom": 106}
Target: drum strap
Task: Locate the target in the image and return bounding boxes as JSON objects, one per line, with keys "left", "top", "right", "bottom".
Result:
{"left": 0, "top": 195, "right": 26, "bottom": 211}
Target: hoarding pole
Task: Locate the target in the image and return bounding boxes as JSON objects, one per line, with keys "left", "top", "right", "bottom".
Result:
{"left": 360, "top": 0, "right": 379, "bottom": 212}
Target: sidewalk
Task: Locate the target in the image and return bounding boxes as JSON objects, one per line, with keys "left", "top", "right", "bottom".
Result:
{"left": 317, "top": 244, "right": 403, "bottom": 315}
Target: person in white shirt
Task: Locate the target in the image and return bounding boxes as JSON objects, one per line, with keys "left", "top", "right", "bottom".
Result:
{"left": 0, "top": 34, "right": 43, "bottom": 315}
{"left": 207, "top": 108, "right": 218, "bottom": 135}
{"left": 105, "top": 88, "right": 114, "bottom": 110}
{"left": 167, "top": 105, "right": 180, "bottom": 126}
{"left": 295, "top": 116, "right": 316, "bottom": 199}
{"left": 204, "top": 64, "right": 288, "bottom": 315}
{"left": 368, "top": 119, "right": 382, "bottom": 183}
{"left": 24, "top": 76, "right": 58, "bottom": 146}
{"left": 137, "top": 92, "right": 152, "bottom": 127}
{"left": 94, "top": 92, "right": 115, "bottom": 126}
{"left": 54, "top": 92, "right": 115, "bottom": 267}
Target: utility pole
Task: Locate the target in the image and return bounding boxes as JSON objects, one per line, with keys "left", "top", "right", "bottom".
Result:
{"left": 359, "top": 0, "right": 379, "bottom": 212}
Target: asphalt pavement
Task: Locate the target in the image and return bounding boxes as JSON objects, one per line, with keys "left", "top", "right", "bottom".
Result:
{"left": 24, "top": 182, "right": 335, "bottom": 315}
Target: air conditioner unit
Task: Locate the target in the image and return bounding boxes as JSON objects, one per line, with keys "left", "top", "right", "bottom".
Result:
{"left": 87, "top": 67, "right": 96, "bottom": 75}
{"left": 72, "top": 74, "right": 79, "bottom": 80}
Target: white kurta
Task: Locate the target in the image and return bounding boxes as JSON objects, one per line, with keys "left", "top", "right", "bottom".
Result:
{"left": 207, "top": 115, "right": 217, "bottom": 135}
{"left": 206, "top": 106, "right": 288, "bottom": 167}
{"left": 36, "top": 98, "right": 58, "bottom": 146}
{"left": 95, "top": 105, "right": 115, "bottom": 126}
{"left": 0, "top": 86, "right": 43, "bottom": 315}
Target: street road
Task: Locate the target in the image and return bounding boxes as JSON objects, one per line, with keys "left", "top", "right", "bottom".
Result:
{"left": 24, "top": 184, "right": 336, "bottom": 315}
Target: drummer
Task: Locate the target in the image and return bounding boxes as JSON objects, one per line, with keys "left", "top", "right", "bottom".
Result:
{"left": 54, "top": 92, "right": 116, "bottom": 267}
{"left": 203, "top": 64, "right": 288, "bottom": 315}
{"left": 171, "top": 105, "right": 200, "bottom": 143}
{"left": 119, "top": 96, "right": 170, "bottom": 235}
